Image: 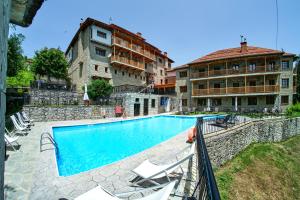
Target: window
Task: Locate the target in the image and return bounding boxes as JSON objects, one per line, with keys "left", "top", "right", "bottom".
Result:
{"left": 281, "top": 61, "right": 289, "bottom": 70}
{"left": 151, "top": 99, "right": 155, "bottom": 108}
{"left": 266, "top": 96, "right": 275, "bottom": 105}
{"left": 129, "top": 73, "right": 131, "bottom": 77}
{"left": 212, "top": 98, "right": 222, "bottom": 106}
{"left": 135, "top": 75, "right": 137, "bottom": 79}
{"left": 140, "top": 76, "right": 143, "bottom": 80}
{"left": 232, "top": 64, "right": 239, "bottom": 70}
{"left": 269, "top": 79, "right": 275, "bottom": 85}
{"left": 231, "top": 97, "right": 241, "bottom": 106}
{"left": 197, "top": 99, "right": 206, "bottom": 106}
{"left": 79, "top": 63, "right": 83, "bottom": 78}
{"left": 160, "top": 79, "right": 163, "bottom": 84}
{"left": 199, "top": 68, "right": 205, "bottom": 73}
{"left": 135, "top": 98, "right": 139, "bottom": 102}
{"left": 122, "top": 71, "right": 125, "bottom": 76}
{"left": 281, "top": 96, "right": 289, "bottom": 105}
{"left": 198, "top": 84, "right": 205, "bottom": 89}
{"left": 268, "top": 61, "right": 276, "bottom": 71}
{"left": 160, "top": 70, "right": 163, "bottom": 76}
{"left": 248, "top": 97, "right": 257, "bottom": 105}
{"left": 114, "top": 70, "right": 117, "bottom": 74}
{"left": 97, "top": 30, "right": 107, "bottom": 39}
{"left": 158, "top": 58, "right": 163, "bottom": 64}
{"left": 249, "top": 63, "right": 256, "bottom": 71}
{"left": 95, "top": 65, "right": 98, "bottom": 71}
{"left": 165, "top": 79, "right": 168, "bottom": 84}
{"left": 95, "top": 47, "right": 106, "bottom": 56}
{"left": 214, "top": 83, "right": 220, "bottom": 88}
{"left": 213, "top": 66, "right": 221, "bottom": 70}
{"left": 105, "top": 67, "right": 108, "bottom": 73}
{"left": 179, "top": 71, "right": 187, "bottom": 78}
{"left": 249, "top": 81, "right": 256, "bottom": 86}
{"left": 180, "top": 86, "right": 187, "bottom": 93}
{"left": 182, "top": 99, "right": 188, "bottom": 107}
{"left": 233, "top": 82, "right": 239, "bottom": 87}
{"left": 281, "top": 78, "right": 289, "bottom": 88}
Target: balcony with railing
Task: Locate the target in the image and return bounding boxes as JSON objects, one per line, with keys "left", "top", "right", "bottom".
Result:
{"left": 192, "top": 85, "right": 279, "bottom": 96}
{"left": 111, "top": 55, "right": 144, "bottom": 70}
{"left": 113, "top": 37, "right": 155, "bottom": 60}
{"left": 190, "top": 65, "right": 280, "bottom": 79}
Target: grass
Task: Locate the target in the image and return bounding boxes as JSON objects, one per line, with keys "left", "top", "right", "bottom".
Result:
{"left": 215, "top": 135, "right": 300, "bottom": 200}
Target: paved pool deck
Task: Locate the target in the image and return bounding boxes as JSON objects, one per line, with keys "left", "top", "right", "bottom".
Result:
{"left": 4, "top": 115, "right": 200, "bottom": 200}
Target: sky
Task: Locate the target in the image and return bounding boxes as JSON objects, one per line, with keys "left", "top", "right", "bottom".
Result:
{"left": 12, "top": 0, "right": 300, "bottom": 67}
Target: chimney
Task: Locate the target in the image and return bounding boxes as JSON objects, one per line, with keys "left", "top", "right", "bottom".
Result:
{"left": 163, "top": 52, "right": 168, "bottom": 56}
{"left": 240, "top": 41, "right": 248, "bottom": 53}
{"left": 136, "top": 32, "right": 142, "bottom": 37}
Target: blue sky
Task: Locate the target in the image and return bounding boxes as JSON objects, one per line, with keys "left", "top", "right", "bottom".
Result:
{"left": 12, "top": 0, "right": 300, "bottom": 66}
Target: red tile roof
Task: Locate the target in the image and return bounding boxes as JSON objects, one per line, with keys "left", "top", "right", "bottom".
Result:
{"left": 189, "top": 45, "right": 294, "bottom": 64}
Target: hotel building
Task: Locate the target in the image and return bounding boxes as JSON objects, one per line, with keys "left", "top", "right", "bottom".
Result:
{"left": 175, "top": 42, "right": 296, "bottom": 112}
{"left": 65, "top": 18, "right": 174, "bottom": 93}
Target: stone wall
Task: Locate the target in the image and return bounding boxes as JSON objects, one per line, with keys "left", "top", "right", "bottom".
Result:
{"left": 23, "top": 105, "right": 115, "bottom": 122}
{"left": 205, "top": 117, "right": 300, "bottom": 167}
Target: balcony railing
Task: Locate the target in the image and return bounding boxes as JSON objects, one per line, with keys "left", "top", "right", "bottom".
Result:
{"left": 111, "top": 55, "right": 144, "bottom": 70}
{"left": 192, "top": 85, "right": 279, "bottom": 96}
{"left": 113, "top": 37, "right": 155, "bottom": 60}
{"left": 191, "top": 65, "right": 280, "bottom": 79}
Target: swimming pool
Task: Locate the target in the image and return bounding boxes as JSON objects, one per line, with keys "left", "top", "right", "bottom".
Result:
{"left": 53, "top": 115, "right": 216, "bottom": 176}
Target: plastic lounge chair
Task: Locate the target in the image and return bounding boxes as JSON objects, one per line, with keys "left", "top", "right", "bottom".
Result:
{"left": 10, "top": 115, "right": 29, "bottom": 133}
{"left": 4, "top": 134, "right": 19, "bottom": 151}
{"left": 75, "top": 180, "right": 176, "bottom": 200}
{"left": 16, "top": 112, "right": 31, "bottom": 127}
{"left": 21, "top": 111, "right": 34, "bottom": 123}
{"left": 132, "top": 143, "right": 196, "bottom": 186}
{"left": 5, "top": 127, "right": 26, "bottom": 137}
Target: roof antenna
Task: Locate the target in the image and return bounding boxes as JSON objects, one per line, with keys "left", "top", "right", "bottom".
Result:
{"left": 109, "top": 16, "right": 113, "bottom": 24}
{"left": 240, "top": 35, "right": 244, "bottom": 43}
{"left": 80, "top": 18, "right": 84, "bottom": 26}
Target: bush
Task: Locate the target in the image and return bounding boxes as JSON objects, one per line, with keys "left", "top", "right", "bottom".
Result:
{"left": 6, "top": 69, "right": 34, "bottom": 87}
{"left": 87, "top": 79, "right": 113, "bottom": 101}
{"left": 285, "top": 103, "right": 300, "bottom": 117}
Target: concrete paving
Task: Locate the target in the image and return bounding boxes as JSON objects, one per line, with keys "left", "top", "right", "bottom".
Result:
{"left": 4, "top": 116, "right": 196, "bottom": 200}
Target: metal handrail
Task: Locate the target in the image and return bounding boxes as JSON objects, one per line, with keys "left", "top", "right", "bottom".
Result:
{"left": 40, "top": 132, "right": 58, "bottom": 152}
{"left": 188, "top": 117, "right": 221, "bottom": 200}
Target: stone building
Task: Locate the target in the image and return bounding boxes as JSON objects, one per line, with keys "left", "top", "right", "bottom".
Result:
{"left": 1, "top": 0, "right": 43, "bottom": 198}
{"left": 65, "top": 18, "right": 174, "bottom": 93}
{"left": 173, "top": 41, "right": 296, "bottom": 112}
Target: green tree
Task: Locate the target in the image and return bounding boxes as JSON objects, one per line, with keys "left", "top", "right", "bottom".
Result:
{"left": 6, "top": 69, "right": 34, "bottom": 87}
{"left": 87, "top": 79, "right": 113, "bottom": 100}
{"left": 31, "top": 48, "right": 68, "bottom": 81}
{"left": 7, "top": 33, "right": 25, "bottom": 76}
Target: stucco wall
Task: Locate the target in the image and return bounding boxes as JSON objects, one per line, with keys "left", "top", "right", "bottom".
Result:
{"left": 205, "top": 117, "right": 300, "bottom": 167}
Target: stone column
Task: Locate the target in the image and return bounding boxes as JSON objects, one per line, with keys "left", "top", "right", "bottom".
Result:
{"left": 235, "top": 96, "right": 238, "bottom": 112}
{"left": 0, "top": 0, "right": 11, "bottom": 199}
{"left": 207, "top": 98, "right": 211, "bottom": 111}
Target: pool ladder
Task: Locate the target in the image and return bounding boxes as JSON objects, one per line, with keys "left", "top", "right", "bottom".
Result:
{"left": 40, "top": 132, "right": 58, "bottom": 152}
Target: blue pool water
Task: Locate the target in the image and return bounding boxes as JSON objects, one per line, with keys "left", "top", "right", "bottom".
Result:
{"left": 53, "top": 115, "right": 216, "bottom": 176}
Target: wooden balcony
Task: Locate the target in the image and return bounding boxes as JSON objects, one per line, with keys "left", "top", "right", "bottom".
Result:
{"left": 111, "top": 55, "right": 144, "bottom": 70}
{"left": 191, "top": 65, "right": 280, "bottom": 79}
{"left": 192, "top": 85, "right": 279, "bottom": 96}
{"left": 113, "top": 37, "right": 155, "bottom": 60}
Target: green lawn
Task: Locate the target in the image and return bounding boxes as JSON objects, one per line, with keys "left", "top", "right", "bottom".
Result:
{"left": 215, "top": 135, "right": 300, "bottom": 200}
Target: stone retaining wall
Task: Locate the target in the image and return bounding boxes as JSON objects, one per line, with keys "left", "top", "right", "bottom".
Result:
{"left": 23, "top": 105, "right": 115, "bottom": 122}
{"left": 205, "top": 117, "right": 300, "bottom": 167}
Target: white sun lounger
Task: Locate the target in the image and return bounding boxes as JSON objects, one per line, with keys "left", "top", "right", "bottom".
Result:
{"left": 21, "top": 111, "right": 34, "bottom": 123}
{"left": 16, "top": 112, "right": 31, "bottom": 127}
{"left": 75, "top": 180, "right": 176, "bottom": 200}
{"left": 5, "top": 127, "right": 26, "bottom": 137}
{"left": 10, "top": 115, "right": 29, "bottom": 133}
{"left": 132, "top": 143, "right": 196, "bottom": 186}
{"left": 4, "top": 134, "right": 19, "bottom": 151}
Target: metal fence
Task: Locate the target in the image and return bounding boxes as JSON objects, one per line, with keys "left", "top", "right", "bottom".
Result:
{"left": 187, "top": 117, "right": 221, "bottom": 200}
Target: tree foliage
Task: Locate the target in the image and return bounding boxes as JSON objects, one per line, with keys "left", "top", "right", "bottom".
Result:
{"left": 6, "top": 69, "right": 34, "bottom": 87}
{"left": 7, "top": 33, "right": 25, "bottom": 76}
{"left": 87, "top": 79, "right": 113, "bottom": 100}
{"left": 31, "top": 48, "right": 68, "bottom": 81}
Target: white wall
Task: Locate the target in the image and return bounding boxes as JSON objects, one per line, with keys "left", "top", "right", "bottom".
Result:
{"left": 91, "top": 25, "right": 112, "bottom": 46}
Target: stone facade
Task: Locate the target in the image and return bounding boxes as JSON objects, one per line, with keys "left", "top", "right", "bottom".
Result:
{"left": 205, "top": 117, "right": 300, "bottom": 167}
{"left": 23, "top": 105, "right": 115, "bottom": 122}
{"left": 29, "top": 89, "right": 80, "bottom": 105}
